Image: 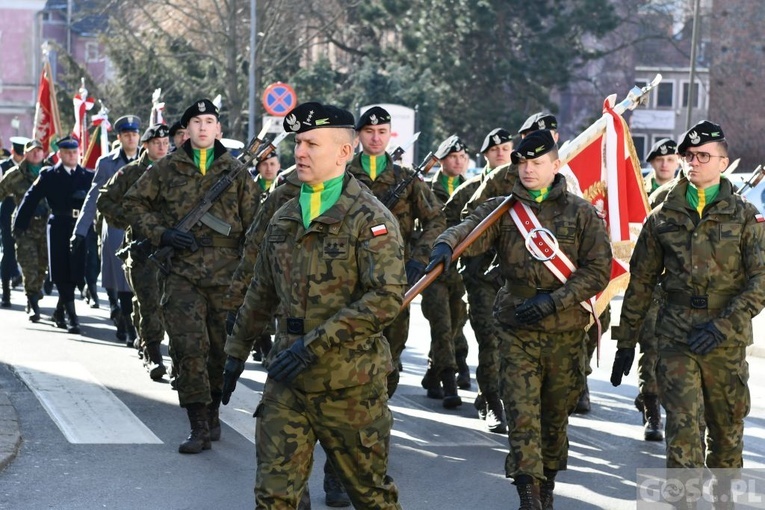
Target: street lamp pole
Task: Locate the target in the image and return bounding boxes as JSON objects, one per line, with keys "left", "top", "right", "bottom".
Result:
{"left": 248, "top": 0, "right": 257, "bottom": 140}
{"left": 685, "top": 0, "right": 701, "bottom": 131}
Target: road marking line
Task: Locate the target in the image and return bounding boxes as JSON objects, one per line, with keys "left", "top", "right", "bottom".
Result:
{"left": 15, "top": 361, "right": 162, "bottom": 444}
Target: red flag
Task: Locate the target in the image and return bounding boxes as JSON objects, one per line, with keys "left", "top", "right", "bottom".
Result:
{"left": 565, "top": 96, "right": 650, "bottom": 314}
{"left": 82, "top": 124, "right": 103, "bottom": 171}
{"left": 33, "top": 59, "right": 62, "bottom": 153}
{"left": 72, "top": 83, "right": 95, "bottom": 163}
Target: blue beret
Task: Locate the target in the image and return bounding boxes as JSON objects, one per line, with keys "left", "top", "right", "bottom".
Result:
{"left": 114, "top": 115, "right": 141, "bottom": 133}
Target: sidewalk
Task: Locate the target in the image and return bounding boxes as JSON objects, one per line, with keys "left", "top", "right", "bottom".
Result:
{"left": 0, "top": 386, "right": 21, "bottom": 471}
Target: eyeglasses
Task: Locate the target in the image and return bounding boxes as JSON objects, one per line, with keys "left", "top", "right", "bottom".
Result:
{"left": 681, "top": 151, "right": 728, "bottom": 164}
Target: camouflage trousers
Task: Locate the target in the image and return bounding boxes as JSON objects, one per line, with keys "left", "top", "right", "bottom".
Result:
{"left": 254, "top": 376, "right": 401, "bottom": 509}
{"left": 462, "top": 275, "right": 500, "bottom": 394}
{"left": 15, "top": 220, "right": 47, "bottom": 295}
{"left": 384, "top": 306, "right": 409, "bottom": 397}
{"left": 498, "top": 327, "right": 586, "bottom": 480}
{"left": 636, "top": 299, "right": 660, "bottom": 395}
{"left": 125, "top": 258, "right": 165, "bottom": 347}
{"left": 421, "top": 268, "right": 468, "bottom": 373}
{"left": 657, "top": 339, "right": 749, "bottom": 468}
{"left": 160, "top": 273, "right": 229, "bottom": 407}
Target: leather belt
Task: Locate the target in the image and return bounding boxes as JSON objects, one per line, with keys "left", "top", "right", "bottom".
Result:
{"left": 666, "top": 291, "right": 731, "bottom": 309}
{"left": 196, "top": 236, "right": 240, "bottom": 248}
{"left": 277, "top": 318, "right": 324, "bottom": 335}
{"left": 503, "top": 283, "right": 555, "bottom": 299}
{"left": 52, "top": 209, "right": 79, "bottom": 218}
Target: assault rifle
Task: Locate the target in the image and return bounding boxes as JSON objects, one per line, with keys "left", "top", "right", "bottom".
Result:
{"left": 149, "top": 128, "right": 290, "bottom": 276}
{"left": 383, "top": 150, "right": 439, "bottom": 210}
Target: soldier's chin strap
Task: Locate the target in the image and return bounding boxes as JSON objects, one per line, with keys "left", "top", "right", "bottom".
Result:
{"left": 509, "top": 200, "right": 602, "bottom": 348}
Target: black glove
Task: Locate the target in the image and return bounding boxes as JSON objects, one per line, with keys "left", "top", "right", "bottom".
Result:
{"left": 160, "top": 228, "right": 196, "bottom": 250}
{"left": 70, "top": 233, "right": 84, "bottom": 254}
{"left": 221, "top": 356, "right": 246, "bottom": 405}
{"left": 267, "top": 338, "right": 317, "bottom": 384}
{"left": 225, "top": 310, "right": 238, "bottom": 335}
{"left": 688, "top": 322, "right": 726, "bottom": 355}
{"left": 610, "top": 347, "right": 636, "bottom": 386}
{"left": 515, "top": 294, "right": 556, "bottom": 325}
{"left": 405, "top": 259, "right": 427, "bottom": 287}
{"left": 424, "top": 243, "right": 453, "bottom": 273}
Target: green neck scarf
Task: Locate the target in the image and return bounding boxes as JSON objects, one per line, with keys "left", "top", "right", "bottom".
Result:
{"left": 483, "top": 163, "right": 493, "bottom": 176}
{"left": 259, "top": 179, "right": 273, "bottom": 191}
{"left": 438, "top": 173, "right": 461, "bottom": 196}
{"left": 299, "top": 174, "right": 344, "bottom": 228}
{"left": 193, "top": 148, "right": 215, "bottom": 175}
{"left": 528, "top": 187, "right": 550, "bottom": 203}
{"left": 650, "top": 178, "right": 661, "bottom": 193}
{"left": 29, "top": 163, "right": 43, "bottom": 178}
{"left": 360, "top": 153, "right": 388, "bottom": 180}
{"left": 686, "top": 182, "right": 720, "bottom": 215}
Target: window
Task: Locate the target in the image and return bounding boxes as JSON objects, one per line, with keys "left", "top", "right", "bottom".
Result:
{"left": 634, "top": 80, "right": 648, "bottom": 108}
{"left": 632, "top": 134, "right": 647, "bottom": 162}
{"left": 656, "top": 82, "right": 674, "bottom": 108}
{"left": 85, "top": 42, "right": 99, "bottom": 62}
{"left": 682, "top": 81, "right": 701, "bottom": 108}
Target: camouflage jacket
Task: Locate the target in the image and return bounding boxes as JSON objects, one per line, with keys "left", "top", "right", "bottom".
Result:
{"left": 123, "top": 140, "right": 259, "bottom": 289}
{"left": 347, "top": 153, "right": 445, "bottom": 265}
{"left": 97, "top": 151, "right": 151, "bottom": 234}
{"left": 435, "top": 174, "right": 612, "bottom": 332}
{"left": 225, "top": 173, "right": 407, "bottom": 391}
{"left": 227, "top": 167, "right": 302, "bottom": 303}
{"left": 0, "top": 161, "right": 49, "bottom": 227}
{"left": 615, "top": 176, "right": 765, "bottom": 348}
{"left": 464, "top": 162, "right": 519, "bottom": 215}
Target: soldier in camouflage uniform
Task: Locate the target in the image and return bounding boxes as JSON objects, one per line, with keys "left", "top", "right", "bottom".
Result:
{"left": 429, "top": 131, "right": 611, "bottom": 509}
{"left": 98, "top": 124, "right": 171, "bottom": 381}
{"left": 222, "top": 102, "right": 405, "bottom": 509}
{"left": 443, "top": 127, "right": 513, "bottom": 433}
{"left": 0, "top": 140, "right": 48, "bottom": 321}
{"left": 124, "top": 99, "right": 258, "bottom": 454}
{"left": 0, "top": 137, "right": 26, "bottom": 307}
{"left": 420, "top": 135, "right": 469, "bottom": 408}
{"left": 611, "top": 121, "right": 764, "bottom": 506}
{"left": 346, "top": 106, "right": 445, "bottom": 397}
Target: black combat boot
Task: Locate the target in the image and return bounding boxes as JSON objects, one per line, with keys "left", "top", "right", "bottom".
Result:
{"left": 27, "top": 293, "right": 41, "bottom": 323}
{"left": 574, "top": 380, "right": 591, "bottom": 414}
{"left": 474, "top": 392, "right": 487, "bottom": 420}
{"left": 178, "top": 403, "right": 211, "bottom": 454}
{"left": 323, "top": 459, "right": 350, "bottom": 507}
{"left": 456, "top": 350, "right": 471, "bottom": 390}
{"left": 484, "top": 391, "right": 507, "bottom": 434}
{"left": 208, "top": 392, "right": 222, "bottom": 442}
{"left": 440, "top": 369, "right": 462, "bottom": 409}
{"left": 643, "top": 394, "right": 663, "bottom": 441}
{"left": 144, "top": 343, "right": 167, "bottom": 381}
{"left": 1, "top": 279, "right": 10, "bottom": 307}
{"left": 52, "top": 301, "right": 67, "bottom": 328}
{"left": 64, "top": 301, "right": 80, "bottom": 334}
{"left": 515, "top": 475, "right": 542, "bottom": 510}
{"left": 421, "top": 366, "right": 444, "bottom": 399}
{"left": 540, "top": 469, "right": 556, "bottom": 510}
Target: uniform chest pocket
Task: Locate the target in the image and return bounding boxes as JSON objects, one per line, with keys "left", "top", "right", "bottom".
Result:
{"left": 322, "top": 236, "right": 349, "bottom": 260}
{"left": 719, "top": 223, "right": 742, "bottom": 241}
{"left": 167, "top": 178, "right": 188, "bottom": 189}
{"left": 554, "top": 223, "right": 577, "bottom": 243}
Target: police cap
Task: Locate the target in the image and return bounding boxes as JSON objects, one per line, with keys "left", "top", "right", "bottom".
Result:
{"left": 114, "top": 115, "right": 141, "bottom": 133}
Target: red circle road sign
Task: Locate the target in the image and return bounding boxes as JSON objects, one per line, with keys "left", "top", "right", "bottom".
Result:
{"left": 262, "top": 82, "right": 297, "bottom": 116}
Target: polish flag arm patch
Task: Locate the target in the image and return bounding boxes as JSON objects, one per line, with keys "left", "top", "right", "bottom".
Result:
{"left": 755, "top": 214, "right": 765, "bottom": 223}
{"left": 371, "top": 224, "right": 388, "bottom": 236}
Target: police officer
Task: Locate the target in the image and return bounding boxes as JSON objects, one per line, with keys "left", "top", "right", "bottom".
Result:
{"left": 0, "top": 137, "right": 27, "bottom": 306}
{"left": 97, "top": 123, "right": 171, "bottom": 380}
{"left": 222, "top": 102, "right": 405, "bottom": 509}
{"left": 0, "top": 140, "right": 48, "bottom": 321}
{"left": 124, "top": 99, "right": 258, "bottom": 453}
{"left": 13, "top": 136, "right": 93, "bottom": 333}
{"left": 74, "top": 115, "right": 142, "bottom": 345}
{"left": 346, "top": 105, "right": 445, "bottom": 396}
{"left": 611, "top": 121, "right": 764, "bottom": 506}
{"left": 442, "top": 127, "right": 513, "bottom": 433}
{"left": 428, "top": 130, "right": 611, "bottom": 509}
{"left": 420, "top": 135, "right": 470, "bottom": 407}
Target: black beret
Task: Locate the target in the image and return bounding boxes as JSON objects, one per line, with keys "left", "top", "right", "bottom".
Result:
{"left": 10, "top": 136, "right": 30, "bottom": 155}
{"left": 57, "top": 135, "right": 79, "bottom": 149}
{"left": 480, "top": 128, "right": 513, "bottom": 153}
{"left": 181, "top": 99, "right": 220, "bottom": 127}
{"left": 518, "top": 112, "right": 558, "bottom": 135}
{"left": 258, "top": 150, "right": 278, "bottom": 161}
{"left": 355, "top": 106, "right": 392, "bottom": 131}
{"left": 678, "top": 120, "right": 725, "bottom": 154}
{"left": 646, "top": 138, "right": 677, "bottom": 163}
{"left": 434, "top": 135, "right": 468, "bottom": 160}
{"left": 140, "top": 124, "right": 170, "bottom": 144}
{"left": 283, "top": 102, "right": 355, "bottom": 133}
{"left": 24, "top": 139, "right": 43, "bottom": 153}
{"left": 114, "top": 115, "right": 141, "bottom": 133}
{"left": 168, "top": 120, "right": 185, "bottom": 137}
{"left": 511, "top": 130, "right": 556, "bottom": 164}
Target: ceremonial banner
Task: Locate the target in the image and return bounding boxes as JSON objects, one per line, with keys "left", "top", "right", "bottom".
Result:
{"left": 150, "top": 88, "right": 165, "bottom": 126}
{"left": 33, "top": 58, "right": 62, "bottom": 154}
{"left": 72, "top": 81, "right": 95, "bottom": 163}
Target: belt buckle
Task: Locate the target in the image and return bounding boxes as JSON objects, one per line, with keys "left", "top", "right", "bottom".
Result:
{"left": 286, "top": 318, "right": 304, "bottom": 335}
{"left": 524, "top": 227, "right": 558, "bottom": 262}
{"left": 690, "top": 295, "right": 708, "bottom": 309}
{"left": 198, "top": 237, "right": 212, "bottom": 247}
{"left": 72, "top": 209, "right": 79, "bottom": 218}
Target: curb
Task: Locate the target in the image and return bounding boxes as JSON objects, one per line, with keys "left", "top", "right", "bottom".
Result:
{"left": 0, "top": 391, "right": 21, "bottom": 472}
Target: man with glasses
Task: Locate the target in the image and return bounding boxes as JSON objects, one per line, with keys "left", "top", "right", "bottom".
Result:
{"left": 611, "top": 120, "right": 765, "bottom": 507}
